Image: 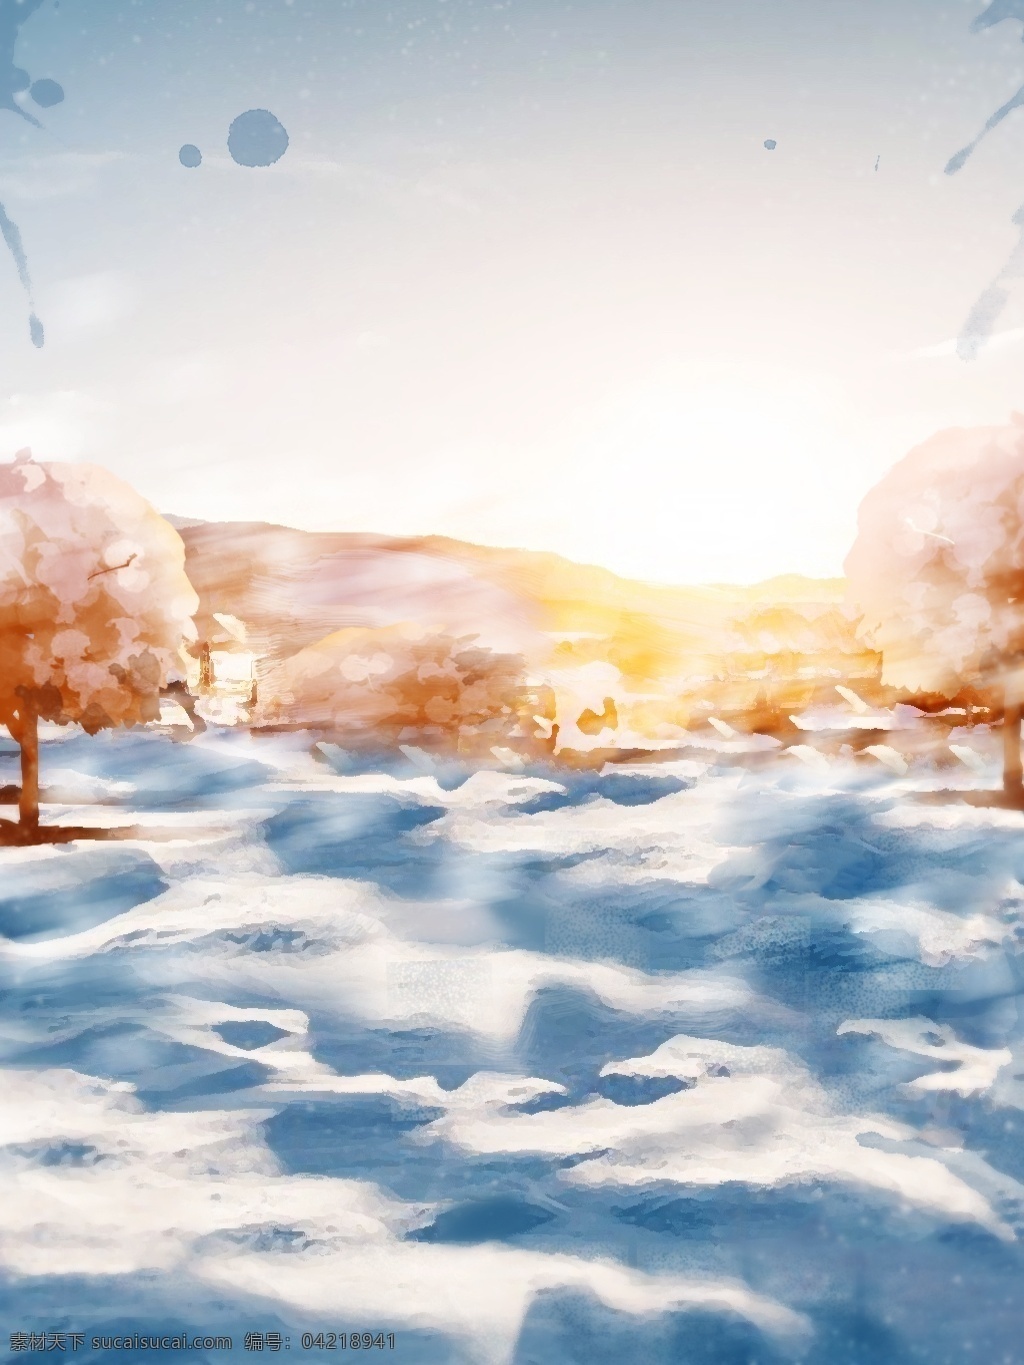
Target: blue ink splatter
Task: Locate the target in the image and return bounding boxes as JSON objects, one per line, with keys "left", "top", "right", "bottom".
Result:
{"left": 0, "top": 200, "right": 33, "bottom": 295}
{"left": 961, "top": 200, "right": 1024, "bottom": 363}
{"left": 945, "top": 83, "right": 1024, "bottom": 175}
{"left": 946, "top": 3, "right": 1024, "bottom": 174}
{"left": 956, "top": 202, "right": 1024, "bottom": 359}
{"left": 227, "top": 109, "right": 289, "bottom": 168}
{"left": 0, "top": 0, "right": 63, "bottom": 347}
{"left": 972, "top": 1, "right": 1024, "bottom": 34}
{"left": 0, "top": 200, "right": 42, "bottom": 346}
{"left": 178, "top": 144, "right": 202, "bottom": 169}
{"left": 0, "top": 0, "right": 44, "bottom": 128}
{"left": 29, "top": 77, "right": 63, "bottom": 108}
{"left": 950, "top": 5, "right": 1024, "bottom": 356}
{"left": 957, "top": 283, "right": 1011, "bottom": 360}
{"left": 763, "top": 138, "right": 777, "bottom": 150}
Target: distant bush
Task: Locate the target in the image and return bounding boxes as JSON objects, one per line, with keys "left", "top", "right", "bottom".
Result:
{"left": 253, "top": 623, "right": 552, "bottom": 754}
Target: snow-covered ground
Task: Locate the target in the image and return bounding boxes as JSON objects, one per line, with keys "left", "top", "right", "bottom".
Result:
{"left": 1, "top": 726, "right": 1024, "bottom": 1363}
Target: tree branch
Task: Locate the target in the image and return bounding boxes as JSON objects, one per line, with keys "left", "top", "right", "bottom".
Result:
{"left": 88, "top": 553, "right": 137, "bottom": 581}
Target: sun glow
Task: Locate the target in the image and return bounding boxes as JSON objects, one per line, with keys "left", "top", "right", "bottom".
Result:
{"left": 496, "top": 363, "right": 864, "bottom": 586}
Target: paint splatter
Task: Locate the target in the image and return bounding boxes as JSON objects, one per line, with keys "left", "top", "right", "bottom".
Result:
{"left": 0, "top": 0, "right": 45, "bottom": 128}
{"left": 956, "top": 202, "right": 1024, "bottom": 360}
{"left": 945, "top": 83, "right": 1024, "bottom": 176}
{"left": 763, "top": 138, "right": 777, "bottom": 151}
{"left": 227, "top": 109, "right": 289, "bottom": 168}
{"left": 946, "top": 2, "right": 1024, "bottom": 175}
{"left": 29, "top": 77, "right": 63, "bottom": 108}
{"left": 0, "top": 200, "right": 42, "bottom": 347}
{"left": 0, "top": 203, "right": 35, "bottom": 296}
{"left": 178, "top": 144, "right": 202, "bottom": 169}
{"left": 957, "top": 283, "right": 1012, "bottom": 360}
{"left": 0, "top": 0, "right": 62, "bottom": 347}
{"left": 972, "top": 1, "right": 1024, "bottom": 34}
{"left": 950, "top": 5, "right": 1024, "bottom": 357}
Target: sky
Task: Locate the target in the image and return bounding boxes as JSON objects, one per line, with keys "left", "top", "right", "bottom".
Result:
{"left": 1, "top": 0, "right": 1024, "bottom": 584}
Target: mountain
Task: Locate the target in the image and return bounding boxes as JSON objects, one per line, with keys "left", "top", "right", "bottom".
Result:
{"left": 170, "top": 517, "right": 879, "bottom": 733}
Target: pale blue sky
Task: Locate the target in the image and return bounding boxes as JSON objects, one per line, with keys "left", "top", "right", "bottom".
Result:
{"left": 1, "top": 0, "right": 1024, "bottom": 583}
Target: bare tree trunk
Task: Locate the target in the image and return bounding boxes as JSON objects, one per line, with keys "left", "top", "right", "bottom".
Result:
{"left": 1004, "top": 696, "right": 1023, "bottom": 798}
{"left": 18, "top": 700, "right": 39, "bottom": 831}
{"left": 198, "top": 641, "right": 213, "bottom": 691}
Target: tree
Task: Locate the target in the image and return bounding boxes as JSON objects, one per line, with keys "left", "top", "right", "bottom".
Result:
{"left": 253, "top": 622, "right": 548, "bottom": 754}
{"left": 845, "top": 420, "right": 1024, "bottom": 795}
{"left": 0, "top": 453, "right": 199, "bottom": 835}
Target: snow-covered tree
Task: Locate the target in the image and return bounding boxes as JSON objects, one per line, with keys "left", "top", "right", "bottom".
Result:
{"left": 845, "top": 420, "right": 1024, "bottom": 794}
{"left": 253, "top": 623, "right": 546, "bottom": 754}
{"left": 0, "top": 454, "right": 199, "bottom": 833}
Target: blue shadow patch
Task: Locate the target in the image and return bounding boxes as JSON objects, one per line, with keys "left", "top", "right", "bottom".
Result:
{"left": 408, "top": 1195, "right": 555, "bottom": 1244}
{"left": 0, "top": 848, "right": 167, "bottom": 942}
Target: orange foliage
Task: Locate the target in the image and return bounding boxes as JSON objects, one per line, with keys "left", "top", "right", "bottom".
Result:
{"left": 254, "top": 624, "right": 551, "bottom": 754}
{"left": 0, "top": 455, "right": 199, "bottom": 735}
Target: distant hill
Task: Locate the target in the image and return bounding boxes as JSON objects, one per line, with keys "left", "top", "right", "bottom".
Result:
{"left": 170, "top": 517, "right": 880, "bottom": 732}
